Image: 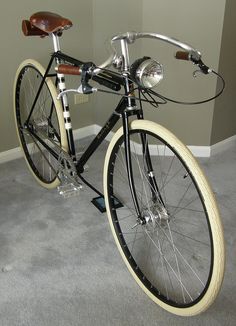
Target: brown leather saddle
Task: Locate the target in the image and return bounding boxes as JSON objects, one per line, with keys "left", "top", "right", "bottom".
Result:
{"left": 22, "top": 11, "right": 73, "bottom": 36}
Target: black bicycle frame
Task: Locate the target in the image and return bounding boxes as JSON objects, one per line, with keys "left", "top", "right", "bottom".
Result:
{"left": 25, "top": 51, "right": 163, "bottom": 219}
{"left": 76, "top": 96, "right": 126, "bottom": 172}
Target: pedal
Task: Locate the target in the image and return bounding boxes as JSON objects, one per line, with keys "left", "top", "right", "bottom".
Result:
{"left": 91, "top": 195, "right": 123, "bottom": 213}
{"left": 57, "top": 182, "right": 82, "bottom": 198}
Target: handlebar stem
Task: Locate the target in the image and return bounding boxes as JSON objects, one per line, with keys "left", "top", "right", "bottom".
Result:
{"left": 120, "top": 39, "right": 130, "bottom": 72}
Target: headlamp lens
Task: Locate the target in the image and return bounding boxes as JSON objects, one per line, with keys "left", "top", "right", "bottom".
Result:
{"left": 134, "top": 58, "right": 163, "bottom": 89}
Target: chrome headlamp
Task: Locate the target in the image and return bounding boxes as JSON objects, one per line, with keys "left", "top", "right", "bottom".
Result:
{"left": 130, "top": 56, "right": 163, "bottom": 89}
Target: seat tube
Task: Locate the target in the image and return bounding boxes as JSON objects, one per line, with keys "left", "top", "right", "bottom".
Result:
{"left": 52, "top": 33, "right": 76, "bottom": 160}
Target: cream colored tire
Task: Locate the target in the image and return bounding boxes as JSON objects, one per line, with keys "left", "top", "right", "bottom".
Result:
{"left": 14, "top": 59, "right": 68, "bottom": 189}
{"left": 104, "top": 119, "right": 225, "bottom": 316}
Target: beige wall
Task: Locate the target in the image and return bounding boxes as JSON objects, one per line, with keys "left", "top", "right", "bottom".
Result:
{"left": 0, "top": 0, "right": 94, "bottom": 153}
{"left": 92, "top": 0, "right": 226, "bottom": 146}
{"left": 141, "top": 0, "right": 225, "bottom": 146}
{"left": 211, "top": 0, "right": 236, "bottom": 144}
{"left": 1, "top": 0, "right": 233, "bottom": 154}
{"left": 92, "top": 0, "right": 142, "bottom": 130}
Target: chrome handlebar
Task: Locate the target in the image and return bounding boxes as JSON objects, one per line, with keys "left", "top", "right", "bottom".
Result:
{"left": 96, "top": 31, "right": 202, "bottom": 73}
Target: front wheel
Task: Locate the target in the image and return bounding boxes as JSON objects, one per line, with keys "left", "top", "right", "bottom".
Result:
{"left": 104, "top": 120, "right": 225, "bottom": 316}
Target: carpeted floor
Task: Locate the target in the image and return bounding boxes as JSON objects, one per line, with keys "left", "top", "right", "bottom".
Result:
{"left": 0, "top": 138, "right": 235, "bottom": 326}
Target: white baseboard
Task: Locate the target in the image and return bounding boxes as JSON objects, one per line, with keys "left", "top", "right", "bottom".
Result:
{"left": 93, "top": 125, "right": 211, "bottom": 157}
{"left": 188, "top": 146, "right": 211, "bottom": 158}
{"left": 0, "top": 125, "right": 104, "bottom": 165}
{"left": 1, "top": 124, "right": 235, "bottom": 164}
{"left": 0, "top": 147, "right": 23, "bottom": 164}
{"left": 72, "top": 124, "right": 98, "bottom": 141}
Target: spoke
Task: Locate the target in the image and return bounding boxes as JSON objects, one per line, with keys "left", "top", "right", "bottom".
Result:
{"left": 122, "top": 230, "right": 145, "bottom": 236}
{"left": 160, "top": 165, "right": 185, "bottom": 192}
{"left": 119, "top": 211, "right": 136, "bottom": 222}
{"left": 108, "top": 130, "right": 212, "bottom": 305}
{"left": 168, "top": 229, "right": 210, "bottom": 262}
{"left": 17, "top": 65, "right": 62, "bottom": 185}
{"left": 172, "top": 195, "right": 202, "bottom": 217}
{"left": 125, "top": 233, "right": 148, "bottom": 246}
{"left": 155, "top": 144, "right": 168, "bottom": 205}
{"left": 27, "top": 131, "right": 58, "bottom": 176}
{"left": 144, "top": 231, "right": 157, "bottom": 279}
{"left": 170, "top": 181, "right": 193, "bottom": 216}
{"left": 153, "top": 228, "right": 170, "bottom": 299}
{"left": 168, "top": 205, "right": 204, "bottom": 214}
{"left": 112, "top": 160, "right": 148, "bottom": 215}
{"left": 130, "top": 146, "right": 162, "bottom": 206}
{"left": 132, "top": 142, "right": 151, "bottom": 210}
{"left": 170, "top": 222, "right": 210, "bottom": 247}
{"left": 144, "top": 228, "right": 194, "bottom": 301}
{"left": 163, "top": 154, "right": 175, "bottom": 187}
{"left": 130, "top": 224, "right": 138, "bottom": 254}
{"left": 167, "top": 222, "right": 186, "bottom": 302}
{"left": 155, "top": 222, "right": 205, "bottom": 287}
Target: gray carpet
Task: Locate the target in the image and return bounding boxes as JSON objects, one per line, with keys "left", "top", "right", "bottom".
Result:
{"left": 0, "top": 139, "right": 236, "bottom": 326}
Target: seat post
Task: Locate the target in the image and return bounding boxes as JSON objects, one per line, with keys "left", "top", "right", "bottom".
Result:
{"left": 52, "top": 33, "right": 61, "bottom": 53}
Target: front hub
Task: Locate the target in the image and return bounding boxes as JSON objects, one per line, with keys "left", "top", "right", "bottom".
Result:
{"left": 142, "top": 203, "right": 170, "bottom": 228}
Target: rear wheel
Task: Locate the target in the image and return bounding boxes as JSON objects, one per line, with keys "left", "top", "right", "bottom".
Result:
{"left": 14, "top": 59, "right": 68, "bottom": 188}
{"left": 104, "top": 120, "right": 225, "bottom": 316}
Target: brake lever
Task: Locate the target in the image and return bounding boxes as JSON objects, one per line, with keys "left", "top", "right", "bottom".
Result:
{"left": 175, "top": 51, "right": 212, "bottom": 76}
{"left": 192, "top": 58, "right": 212, "bottom": 77}
{"left": 193, "top": 68, "right": 212, "bottom": 78}
{"left": 80, "top": 62, "right": 96, "bottom": 94}
{"left": 57, "top": 85, "right": 97, "bottom": 100}
{"left": 57, "top": 62, "right": 97, "bottom": 99}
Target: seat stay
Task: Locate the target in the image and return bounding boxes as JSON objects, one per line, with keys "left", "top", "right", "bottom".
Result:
{"left": 25, "top": 55, "right": 55, "bottom": 124}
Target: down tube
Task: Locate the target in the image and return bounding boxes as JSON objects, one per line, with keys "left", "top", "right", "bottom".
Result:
{"left": 76, "top": 97, "right": 127, "bottom": 172}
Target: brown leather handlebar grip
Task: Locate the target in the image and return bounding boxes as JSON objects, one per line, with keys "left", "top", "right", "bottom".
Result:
{"left": 175, "top": 51, "right": 190, "bottom": 60}
{"left": 56, "top": 64, "right": 82, "bottom": 75}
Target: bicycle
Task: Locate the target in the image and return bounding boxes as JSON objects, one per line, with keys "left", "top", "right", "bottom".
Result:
{"left": 14, "top": 12, "right": 225, "bottom": 316}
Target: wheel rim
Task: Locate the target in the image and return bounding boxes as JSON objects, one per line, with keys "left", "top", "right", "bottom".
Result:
{"left": 106, "top": 129, "right": 214, "bottom": 308}
{"left": 15, "top": 65, "right": 61, "bottom": 184}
